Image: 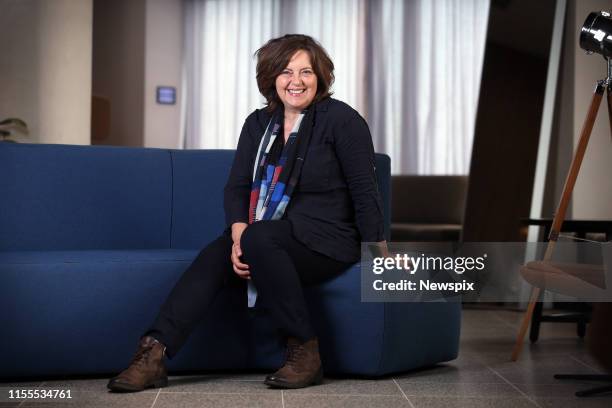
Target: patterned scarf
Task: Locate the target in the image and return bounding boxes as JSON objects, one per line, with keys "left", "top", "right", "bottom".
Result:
{"left": 246, "top": 107, "right": 314, "bottom": 307}
{"left": 248, "top": 107, "right": 314, "bottom": 224}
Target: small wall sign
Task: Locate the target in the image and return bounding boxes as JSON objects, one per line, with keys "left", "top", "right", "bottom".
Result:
{"left": 156, "top": 86, "right": 176, "bottom": 105}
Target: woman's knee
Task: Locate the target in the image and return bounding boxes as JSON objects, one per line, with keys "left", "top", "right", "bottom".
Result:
{"left": 240, "top": 221, "right": 287, "bottom": 261}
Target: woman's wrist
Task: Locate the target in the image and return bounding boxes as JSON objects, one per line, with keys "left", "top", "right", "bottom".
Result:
{"left": 231, "top": 222, "right": 248, "bottom": 244}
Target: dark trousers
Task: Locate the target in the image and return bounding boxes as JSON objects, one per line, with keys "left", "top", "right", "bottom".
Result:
{"left": 145, "top": 220, "right": 352, "bottom": 358}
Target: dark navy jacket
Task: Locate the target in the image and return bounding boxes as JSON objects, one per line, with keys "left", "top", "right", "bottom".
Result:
{"left": 224, "top": 97, "right": 384, "bottom": 263}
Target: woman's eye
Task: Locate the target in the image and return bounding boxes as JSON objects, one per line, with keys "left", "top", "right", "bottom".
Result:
{"left": 282, "top": 70, "right": 291, "bottom": 75}
{"left": 302, "top": 70, "right": 312, "bottom": 75}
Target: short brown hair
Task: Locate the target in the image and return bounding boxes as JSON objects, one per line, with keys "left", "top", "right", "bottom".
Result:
{"left": 255, "top": 34, "right": 334, "bottom": 112}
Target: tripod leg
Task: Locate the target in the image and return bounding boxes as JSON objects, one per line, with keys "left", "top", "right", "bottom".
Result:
{"left": 510, "top": 82, "right": 605, "bottom": 362}
{"left": 511, "top": 287, "right": 541, "bottom": 361}
{"left": 607, "top": 85, "right": 612, "bottom": 142}
{"left": 576, "top": 384, "right": 612, "bottom": 397}
{"left": 546, "top": 82, "right": 604, "bottom": 244}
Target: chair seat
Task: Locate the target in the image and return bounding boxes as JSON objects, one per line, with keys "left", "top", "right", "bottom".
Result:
{"left": 521, "top": 260, "right": 607, "bottom": 298}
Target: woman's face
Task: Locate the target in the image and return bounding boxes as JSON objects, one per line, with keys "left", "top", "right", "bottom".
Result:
{"left": 275, "top": 50, "right": 318, "bottom": 113}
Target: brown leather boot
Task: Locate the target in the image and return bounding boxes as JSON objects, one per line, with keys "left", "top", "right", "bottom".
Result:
{"left": 264, "top": 337, "right": 323, "bottom": 389}
{"left": 107, "top": 336, "right": 168, "bottom": 392}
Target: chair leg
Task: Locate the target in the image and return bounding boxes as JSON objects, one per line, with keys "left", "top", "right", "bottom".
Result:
{"left": 577, "top": 321, "right": 587, "bottom": 338}
{"left": 529, "top": 294, "right": 544, "bottom": 343}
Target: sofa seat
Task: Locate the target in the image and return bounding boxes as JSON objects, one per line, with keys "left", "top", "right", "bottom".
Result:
{"left": 0, "top": 249, "right": 248, "bottom": 377}
{"left": 1, "top": 250, "right": 461, "bottom": 378}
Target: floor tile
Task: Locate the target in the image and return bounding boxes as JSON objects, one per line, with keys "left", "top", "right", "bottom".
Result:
{"left": 154, "top": 392, "right": 281, "bottom": 408}
{"left": 568, "top": 352, "right": 608, "bottom": 372}
{"left": 394, "top": 382, "right": 523, "bottom": 398}
{"left": 282, "top": 378, "right": 401, "bottom": 396}
{"left": 486, "top": 355, "right": 602, "bottom": 385}
{"left": 0, "top": 382, "right": 44, "bottom": 387}
{"left": 0, "top": 385, "right": 40, "bottom": 406}
{"left": 41, "top": 378, "right": 156, "bottom": 393}
{"left": 163, "top": 375, "right": 279, "bottom": 394}
{"left": 534, "top": 398, "right": 612, "bottom": 408}
{"left": 460, "top": 335, "right": 521, "bottom": 354}
{"left": 18, "top": 390, "right": 156, "bottom": 407}
{"left": 394, "top": 354, "right": 502, "bottom": 384}
{"left": 169, "top": 372, "right": 268, "bottom": 382}
{"left": 410, "top": 396, "right": 538, "bottom": 408}
{"left": 283, "top": 394, "right": 412, "bottom": 408}
{"left": 515, "top": 382, "right": 612, "bottom": 399}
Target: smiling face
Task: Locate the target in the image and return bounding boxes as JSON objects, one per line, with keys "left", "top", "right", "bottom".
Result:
{"left": 275, "top": 50, "right": 318, "bottom": 114}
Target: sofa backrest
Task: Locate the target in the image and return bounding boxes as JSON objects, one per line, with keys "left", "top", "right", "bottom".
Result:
{"left": 170, "top": 151, "right": 392, "bottom": 248}
{"left": 375, "top": 154, "right": 391, "bottom": 241}
{"left": 0, "top": 143, "right": 173, "bottom": 251}
{"left": 170, "top": 150, "right": 234, "bottom": 249}
{"left": 0, "top": 143, "right": 391, "bottom": 251}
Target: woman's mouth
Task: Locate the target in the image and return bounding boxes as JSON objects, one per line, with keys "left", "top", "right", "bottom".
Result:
{"left": 287, "top": 89, "right": 305, "bottom": 96}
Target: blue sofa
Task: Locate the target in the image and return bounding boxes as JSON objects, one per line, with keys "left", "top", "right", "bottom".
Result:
{"left": 0, "top": 143, "right": 460, "bottom": 379}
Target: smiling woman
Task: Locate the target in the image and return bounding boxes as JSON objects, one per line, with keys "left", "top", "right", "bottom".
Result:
{"left": 276, "top": 51, "right": 318, "bottom": 115}
{"left": 274, "top": 50, "right": 318, "bottom": 143}
{"left": 108, "top": 34, "right": 387, "bottom": 393}
{"left": 255, "top": 35, "right": 334, "bottom": 114}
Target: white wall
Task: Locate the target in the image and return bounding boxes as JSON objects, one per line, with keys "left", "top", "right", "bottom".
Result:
{"left": 0, "top": 0, "right": 92, "bottom": 145}
{"left": 570, "top": 0, "right": 612, "bottom": 219}
{"left": 144, "top": 0, "right": 183, "bottom": 148}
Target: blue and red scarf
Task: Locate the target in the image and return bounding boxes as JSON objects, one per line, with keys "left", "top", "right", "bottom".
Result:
{"left": 248, "top": 108, "right": 314, "bottom": 224}
{"left": 246, "top": 107, "right": 314, "bottom": 307}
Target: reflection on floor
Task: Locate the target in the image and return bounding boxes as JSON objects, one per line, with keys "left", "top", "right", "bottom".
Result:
{"left": 2, "top": 308, "right": 610, "bottom": 407}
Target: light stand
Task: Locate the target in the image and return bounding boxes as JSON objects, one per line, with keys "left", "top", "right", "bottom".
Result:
{"left": 511, "top": 56, "right": 612, "bottom": 361}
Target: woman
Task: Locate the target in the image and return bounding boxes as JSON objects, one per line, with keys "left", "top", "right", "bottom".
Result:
{"left": 107, "top": 34, "right": 386, "bottom": 392}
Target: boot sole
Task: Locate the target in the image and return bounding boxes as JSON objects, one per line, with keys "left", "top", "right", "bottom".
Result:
{"left": 264, "top": 368, "right": 323, "bottom": 389}
{"left": 107, "top": 377, "right": 168, "bottom": 393}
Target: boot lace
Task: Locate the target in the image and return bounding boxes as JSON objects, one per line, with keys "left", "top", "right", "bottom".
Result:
{"left": 285, "top": 342, "right": 305, "bottom": 368}
{"left": 130, "top": 345, "right": 154, "bottom": 368}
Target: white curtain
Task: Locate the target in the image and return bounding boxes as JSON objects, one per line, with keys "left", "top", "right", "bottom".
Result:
{"left": 182, "top": 0, "right": 489, "bottom": 174}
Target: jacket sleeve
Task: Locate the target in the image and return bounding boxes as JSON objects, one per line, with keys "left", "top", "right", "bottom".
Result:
{"left": 334, "top": 111, "right": 386, "bottom": 242}
{"left": 224, "top": 115, "right": 257, "bottom": 226}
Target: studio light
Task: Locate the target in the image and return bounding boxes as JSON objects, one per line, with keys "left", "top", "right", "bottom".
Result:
{"left": 580, "top": 11, "right": 612, "bottom": 58}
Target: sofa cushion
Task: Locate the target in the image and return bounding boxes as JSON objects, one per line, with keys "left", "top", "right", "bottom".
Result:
{"left": 0, "top": 143, "right": 173, "bottom": 251}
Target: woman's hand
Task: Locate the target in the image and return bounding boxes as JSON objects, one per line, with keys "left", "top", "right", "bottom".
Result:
{"left": 371, "top": 241, "right": 391, "bottom": 258}
{"left": 374, "top": 240, "right": 390, "bottom": 257}
{"left": 230, "top": 222, "right": 250, "bottom": 279}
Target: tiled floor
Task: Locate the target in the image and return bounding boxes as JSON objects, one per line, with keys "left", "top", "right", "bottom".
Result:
{"left": 2, "top": 308, "right": 610, "bottom": 407}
